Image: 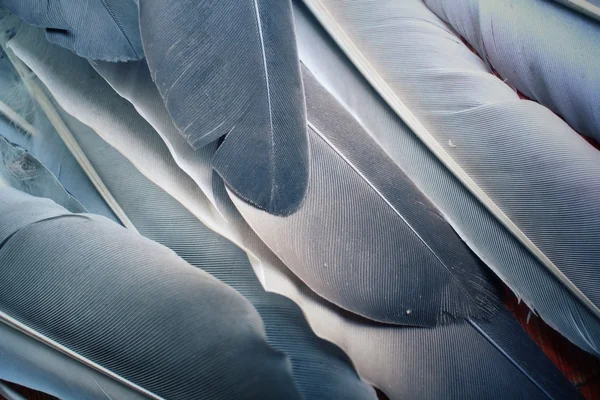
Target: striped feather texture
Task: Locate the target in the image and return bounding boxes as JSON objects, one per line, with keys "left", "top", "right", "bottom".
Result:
{"left": 139, "top": 0, "right": 309, "bottom": 216}
{"left": 4, "top": 24, "right": 378, "bottom": 400}
{"left": 8, "top": 15, "right": 580, "bottom": 399}
{"left": 232, "top": 65, "right": 500, "bottom": 327}
{"left": 0, "top": 0, "right": 142, "bottom": 61}
{"left": 0, "top": 187, "right": 301, "bottom": 400}
{"left": 424, "top": 0, "right": 600, "bottom": 142}
{"left": 302, "top": 0, "right": 600, "bottom": 354}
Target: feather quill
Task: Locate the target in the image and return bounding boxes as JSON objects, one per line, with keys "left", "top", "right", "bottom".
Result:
{"left": 138, "top": 0, "right": 309, "bottom": 216}
{"left": 302, "top": 0, "right": 600, "bottom": 354}
{"left": 424, "top": 0, "right": 600, "bottom": 142}
{"left": 0, "top": 0, "right": 142, "bottom": 61}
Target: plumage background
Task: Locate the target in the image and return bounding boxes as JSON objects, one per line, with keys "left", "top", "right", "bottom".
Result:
{"left": 0, "top": 0, "right": 599, "bottom": 399}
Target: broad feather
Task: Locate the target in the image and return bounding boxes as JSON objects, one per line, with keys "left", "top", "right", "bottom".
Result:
{"left": 0, "top": 0, "right": 142, "bottom": 61}
{"left": 424, "top": 0, "right": 600, "bottom": 142}
{"left": 139, "top": 0, "right": 309, "bottom": 216}
{"left": 0, "top": 188, "right": 301, "bottom": 400}
{"left": 302, "top": 0, "right": 600, "bottom": 355}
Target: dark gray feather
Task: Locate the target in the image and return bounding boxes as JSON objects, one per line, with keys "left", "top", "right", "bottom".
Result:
{"left": 138, "top": 0, "right": 309, "bottom": 216}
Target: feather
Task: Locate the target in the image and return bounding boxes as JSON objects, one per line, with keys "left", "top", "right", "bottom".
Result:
{"left": 552, "top": 0, "right": 600, "bottom": 21}
{"left": 9, "top": 16, "right": 580, "bottom": 399}
{"left": 302, "top": 0, "right": 600, "bottom": 354}
{"left": 0, "top": 382, "right": 25, "bottom": 400}
{"left": 0, "top": 135, "right": 85, "bottom": 212}
{"left": 424, "top": 0, "right": 600, "bottom": 142}
{"left": 138, "top": 0, "right": 309, "bottom": 216}
{"left": 0, "top": 187, "right": 301, "bottom": 400}
{"left": 229, "top": 68, "right": 579, "bottom": 400}
{"left": 0, "top": 0, "right": 142, "bottom": 61}
{"left": 4, "top": 24, "right": 378, "bottom": 400}
{"left": 233, "top": 65, "right": 500, "bottom": 326}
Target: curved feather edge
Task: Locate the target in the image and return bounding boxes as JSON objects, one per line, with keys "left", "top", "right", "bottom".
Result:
{"left": 300, "top": 0, "right": 600, "bottom": 352}
{"left": 0, "top": 187, "right": 301, "bottom": 400}
{"left": 0, "top": 0, "right": 142, "bottom": 61}
{"left": 8, "top": 17, "right": 580, "bottom": 399}
{"left": 424, "top": 0, "right": 600, "bottom": 142}
{"left": 138, "top": 0, "right": 309, "bottom": 216}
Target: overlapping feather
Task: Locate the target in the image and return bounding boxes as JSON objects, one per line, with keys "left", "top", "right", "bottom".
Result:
{"left": 139, "top": 0, "right": 309, "bottom": 216}
{"left": 0, "top": 4, "right": 587, "bottom": 399}
{"left": 302, "top": 0, "right": 600, "bottom": 355}
{"left": 0, "top": 188, "right": 301, "bottom": 400}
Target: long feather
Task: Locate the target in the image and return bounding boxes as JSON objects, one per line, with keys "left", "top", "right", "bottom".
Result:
{"left": 9, "top": 15, "right": 581, "bottom": 399}
{"left": 302, "top": 0, "right": 600, "bottom": 354}
{"left": 0, "top": 187, "right": 301, "bottom": 400}
{"left": 424, "top": 0, "right": 600, "bottom": 142}
{"left": 138, "top": 0, "right": 309, "bottom": 216}
{"left": 0, "top": 0, "right": 142, "bottom": 61}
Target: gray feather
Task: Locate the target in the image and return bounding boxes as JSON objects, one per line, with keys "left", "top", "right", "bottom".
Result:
{"left": 0, "top": 187, "right": 301, "bottom": 400}
{"left": 139, "top": 0, "right": 309, "bottom": 216}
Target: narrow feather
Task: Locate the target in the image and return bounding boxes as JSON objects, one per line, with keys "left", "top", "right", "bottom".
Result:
{"left": 0, "top": 40, "right": 116, "bottom": 220}
{"left": 302, "top": 0, "right": 600, "bottom": 352}
{"left": 0, "top": 187, "right": 301, "bottom": 400}
{"left": 138, "top": 0, "right": 309, "bottom": 216}
{"left": 0, "top": 0, "right": 142, "bottom": 61}
{"left": 0, "top": 135, "right": 85, "bottom": 212}
{"left": 424, "top": 0, "right": 600, "bottom": 142}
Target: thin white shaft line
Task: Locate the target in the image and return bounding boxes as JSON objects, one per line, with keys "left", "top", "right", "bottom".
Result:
{"left": 3, "top": 46, "right": 137, "bottom": 232}
{"left": 0, "top": 313, "right": 161, "bottom": 400}
{"left": 0, "top": 99, "right": 39, "bottom": 136}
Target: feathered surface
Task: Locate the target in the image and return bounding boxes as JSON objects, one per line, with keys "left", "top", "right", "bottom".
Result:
{"left": 552, "top": 0, "right": 600, "bottom": 21}
{"left": 0, "top": 187, "right": 301, "bottom": 400}
{"left": 5, "top": 10, "right": 582, "bottom": 399}
{"left": 302, "top": 0, "right": 600, "bottom": 354}
{"left": 138, "top": 0, "right": 309, "bottom": 216}
{"left": 0, "top": 136, "right": 84, "bottom": 212}
{"left": 424, "top": 0, "right": 600, "bottom": 142}
{"left": 0, "top": 0, "right": 142, "bottom": 61}
{"left": 2, "top": 22, "right": 377, "bottom": 400}
{"left": 232, "top": 65, "right": 499, "bottom": 326}
{"left": 0, "top": 46, "right": 116, "bottom": 220}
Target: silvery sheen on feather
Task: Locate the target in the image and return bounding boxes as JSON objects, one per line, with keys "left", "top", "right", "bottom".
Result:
{"left": 302, "top": 0, "right": 600, "bottom": 355}
{"left": 424, "top": 0, "right": 600, "bottom": 142}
